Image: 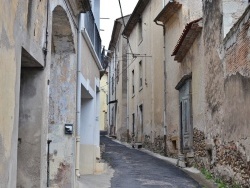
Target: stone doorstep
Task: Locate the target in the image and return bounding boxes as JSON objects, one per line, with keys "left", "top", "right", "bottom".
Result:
{"left": 95, "top": 162, "right": 108, "bottom": 173}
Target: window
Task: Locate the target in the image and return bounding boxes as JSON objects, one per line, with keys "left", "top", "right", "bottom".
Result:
{"left": 132, "top": 113, "right": 135, "bottom": 134}
{"left": 139, "top": 61, "right": 143, "bottom": 89}
{"left": 139, "top": 104, "right": 143, "bottom": 133}
{"left": 132, "top": 70, "right": 135, "bottom": 95}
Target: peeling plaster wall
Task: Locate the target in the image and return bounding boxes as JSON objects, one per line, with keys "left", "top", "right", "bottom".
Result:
{"left": 48, "top": 2, "right": 78, "bottom": 188}
{"left": 0, "top": 0, "right": 99, "bottom": 187}
{"left": 0, "top": 0, "right": 48, "bottom": 187}
{"left": 191, "top": 1, "right": 250, "bottom": 187}
{"left": 222, "top": 0, "right": 249, "bottom": 37}
{"left": 48, "top": 53, "right": 77, "bottom": 188}
{"left": 163, "top": 0, "right": 203, "bottom": 156}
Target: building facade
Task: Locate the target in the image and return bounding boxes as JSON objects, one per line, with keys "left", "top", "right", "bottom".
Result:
{"left": 108, "top": 15, "right": 130, "bottom": 141}
{"left": 0, "top": 0, "right": 103, "bottom": 187}
{"left": 155, "top": 0, "right": 250, "bottom": 186}
{"left": 122, "top": 0, "right": 165, "bottom": 153}
{"left": 108, "top": 0, "right": 250, "bottom": 186}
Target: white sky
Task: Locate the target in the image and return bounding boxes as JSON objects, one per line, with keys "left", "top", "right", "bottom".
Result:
{"left": 100, "top": 0, "right": 138, "bottom": 49}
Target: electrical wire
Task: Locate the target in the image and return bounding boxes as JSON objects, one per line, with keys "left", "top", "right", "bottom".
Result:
{"left": 118, "top": 0, "right": 134, "bottom": 55}
{"left": 99, "top": 55, "right": 137, "bottom": 89}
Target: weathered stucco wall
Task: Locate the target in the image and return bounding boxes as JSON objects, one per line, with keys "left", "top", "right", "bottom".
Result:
{"left": 164, "top": 0, "right": 203, "bottom": 156}
{"left": 192, "top": 1, "right": 250, "bottom": 187}
{"left": 100, "top": 73, "right": 108, "bottom": 131}
{"left": 81, "top": 34, "right": 100, "bottom": 90}
{"left": 0, "top": 0, "right": 48, "bottom": 187}
{"left": 17, "top": 68, "right": 44, "bottom": 188}
{"left": 1, "top": 0, "right": 100, "bottom": 187}
{"left": 222, "top": 0, "right": 249, "bottom": 37}
{"left": 126, "top": 1, "right": 165, "bottom": 154}
{"left": 48, "top": 2, "right": 79, "bottom": 187}
{"left": 112, "top": 17, "right": 129, "bottom": 142}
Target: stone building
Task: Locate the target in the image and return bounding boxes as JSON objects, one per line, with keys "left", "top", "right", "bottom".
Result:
{"left": 107, "top": 15, "right": 130, "bottom": 141}
{"left": 108, "top": 0, "right": 250, "bottom": 186}
{"left": 122, "top": 0, "right": 165, "bottom": 152}
{"left": 0, "top": 0, "right": 103, "bottom": 187}
{"left": 154, "top": 0, "right": 203, "bottom": 158}
{"left": 154, "top": 0, "right": 249, "bottom": 186}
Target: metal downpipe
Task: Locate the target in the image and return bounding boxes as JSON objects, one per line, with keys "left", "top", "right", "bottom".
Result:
{"left": 154, "top": 20, "right": 167, "bottom": 156}
{"left": 76, "top": 13, "right": 82, "bottom": 178}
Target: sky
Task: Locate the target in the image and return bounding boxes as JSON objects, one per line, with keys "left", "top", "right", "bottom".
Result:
{"left": 100, "top": 0, "right": 138, "bottom": 49}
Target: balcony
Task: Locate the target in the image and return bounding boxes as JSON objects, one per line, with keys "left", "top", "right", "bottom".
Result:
{"left": 83, "top": 11, "right": 102, "bottom": 61}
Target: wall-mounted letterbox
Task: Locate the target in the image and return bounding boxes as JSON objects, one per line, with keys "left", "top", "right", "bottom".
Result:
{"left": 65, "top": 124, "right": 73, "bottom": 135}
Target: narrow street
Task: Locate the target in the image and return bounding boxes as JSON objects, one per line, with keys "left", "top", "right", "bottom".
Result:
{"left": 101, "top": 135, "right": 202, "bottom": 188}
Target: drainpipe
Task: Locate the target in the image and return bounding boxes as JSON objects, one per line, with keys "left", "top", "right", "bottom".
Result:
{"left": 75, "top": 13, "right": 82, "bottom": 178}
{"left": 108, "top": 62, "right": 111, "bottom": 135}
{"left": 155, "top": 20, "right": 167, "bottom": 156}
{"left": 109, "top": 44, "right": 117, "bottom": 135}
{"left": 126, "top": 48, "right": 129, "bottom": 142}
{"left": 47, "top": 140, "right": 52, "bottom": 187}
{"left": 43, "top": 0, "right": 49, "bottom": 69}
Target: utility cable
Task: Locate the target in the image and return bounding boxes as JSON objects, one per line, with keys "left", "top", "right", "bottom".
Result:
{"left": 99, "top": 55, "right": 137, "bottom": 89}
{"left": 118, "top": 0, "right": 134, "bottom": 55}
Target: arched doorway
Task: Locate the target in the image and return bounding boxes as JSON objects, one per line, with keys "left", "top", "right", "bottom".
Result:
{"left": 48, "top": 5, "right": 76, "bottom": 187}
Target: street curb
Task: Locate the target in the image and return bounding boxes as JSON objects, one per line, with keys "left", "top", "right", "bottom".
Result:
{"left": 108, "top": 137, "right": 217, "bottom": 188}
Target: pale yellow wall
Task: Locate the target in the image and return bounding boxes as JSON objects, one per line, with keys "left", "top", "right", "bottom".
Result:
{"left": 99, "top": 73, "right": 108, "bottom": 131}
{"left": 127, "top": 1, "right": 165, "bottom": 144}
{"left": 163, "top": 0, "right": 203, "bottom": 154}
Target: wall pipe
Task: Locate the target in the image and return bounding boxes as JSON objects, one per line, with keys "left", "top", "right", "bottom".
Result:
{"left": 75, "top": 13, "right": 82, "bottom": 178}
{"left": 126, "top": 45, "right": 130, "bottom": 142}
{"left": 111, "top": 44, "right": 117, "bottom": 135}
{"left": 154, "top": 20, "right": 167, "bottom": 156}
{"left": 43, "top": 0, "right": 49, "bottom": 69}
{"left": 47, "top": 140, "right": 52, "bottom": 187}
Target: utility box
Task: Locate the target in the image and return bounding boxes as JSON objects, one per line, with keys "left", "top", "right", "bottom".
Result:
{"left": 65, "top": 124, "right": 73, "bottom": 135}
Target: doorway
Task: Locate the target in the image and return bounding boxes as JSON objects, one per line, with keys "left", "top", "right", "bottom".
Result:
{"left": 139, "top": 104, "right": 143, "bottom": 142}
{"left": 17, "top": 48, "right": 43, "bottom": 187}
{"left": 177, "top": 78, "right": 193, "bottom": 153}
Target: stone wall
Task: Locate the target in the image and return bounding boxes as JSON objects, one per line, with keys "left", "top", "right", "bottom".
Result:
{"left": 143, "top": 134, "right": 165, "bottom": 155}
{"left": 192, "top": 128, "right": 250, "bottom": 187}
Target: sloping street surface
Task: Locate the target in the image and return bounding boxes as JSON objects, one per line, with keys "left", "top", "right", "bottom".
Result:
{"left": 101, "top": 136, "right": 202, "bottom": 188}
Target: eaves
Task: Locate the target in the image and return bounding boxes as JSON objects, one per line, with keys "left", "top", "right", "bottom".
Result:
{"left": 154, "top": 0, "right": 182, "bottom": 24}
{"left": 171, "top": 18, "right": 203, "bottom": 63}
{"left": 122, "top": 0, "right": 150, "bottom": 37}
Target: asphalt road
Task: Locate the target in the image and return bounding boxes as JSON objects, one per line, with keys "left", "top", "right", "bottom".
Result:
{"left": 101, "top": 136, "right": 202, "bottom": 188}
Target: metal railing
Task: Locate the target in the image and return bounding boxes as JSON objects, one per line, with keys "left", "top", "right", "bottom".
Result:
{"left": 83, "top": 11, "right": 102, "bottom": 61}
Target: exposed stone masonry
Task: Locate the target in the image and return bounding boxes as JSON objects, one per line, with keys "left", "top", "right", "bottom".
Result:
{"left": 143, "top": 135, "right": 165, "bottom": 155}
{"left": 192, "top": 128, "right": 250, "bottom": 187}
